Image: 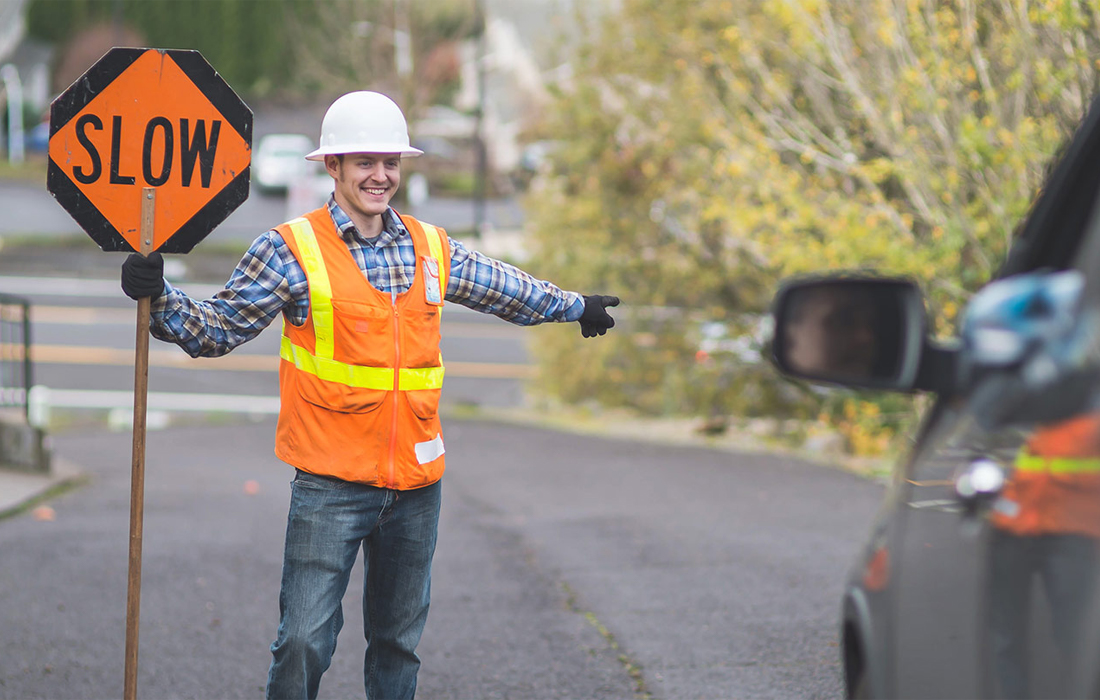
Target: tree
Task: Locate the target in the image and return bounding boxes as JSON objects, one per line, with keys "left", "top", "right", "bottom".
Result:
{"left": 523, "top": 0, "right": 1100, "bottom": 450}
{"left": 28, "top": 0, "right": 300, "bottom": 97}
{"left": 285, "top": 0, "right": 478, "bottom": 116}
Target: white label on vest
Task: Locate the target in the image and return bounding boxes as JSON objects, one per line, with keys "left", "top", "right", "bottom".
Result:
{"left": 415, "top": 434, "right": 445, "bottom": 464}
{"left": 423, "top": 257, "right": 442, "bottom": 305}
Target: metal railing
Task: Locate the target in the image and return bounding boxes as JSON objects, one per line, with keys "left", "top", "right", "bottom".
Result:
{"left": 0, "top": 292, "right": 48, "bottom": 473}
{"left": 0, "top": 292, "right": 32, "bottom": 420}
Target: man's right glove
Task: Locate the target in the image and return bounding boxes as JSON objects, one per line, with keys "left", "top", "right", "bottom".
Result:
{"left": 579, "top": 295, "right": 620, "bottom": 338}
{"left": 121, "top": 252, "right": 165, "bottom": 300}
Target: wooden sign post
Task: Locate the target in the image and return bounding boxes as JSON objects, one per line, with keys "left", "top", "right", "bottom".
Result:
{"left": 46, "top": 48, "right": 253, "bottom": 700}
{"left": 124, "top": 187, "right": 155, "bottom": 700}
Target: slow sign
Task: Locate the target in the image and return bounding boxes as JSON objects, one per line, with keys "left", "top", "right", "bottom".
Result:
{"left": 47, "top": 47, "right": 252, "bottom": 253}
{"left": 44, "top": 47, "right": 253, "bottom": 700}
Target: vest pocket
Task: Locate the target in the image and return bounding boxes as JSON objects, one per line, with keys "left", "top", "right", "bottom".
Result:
{"left": 331, "top": 300, "right": 392, "bottom": 366}
{"left": 296, "top": 374, "right": 387, "bottom": 414}
{"left": 406, "top": 388, "right": 441, "bottom": 420}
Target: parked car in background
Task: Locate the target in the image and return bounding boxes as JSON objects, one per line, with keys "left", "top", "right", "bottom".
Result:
{"left": 252, "top": 133, "right": 313, "bottom": 195}
{"left": 24, "top": 120, "right": 49, "bottom": 153}
{"left": 284, "top": 158, "right": 332, "bottom": 221}
{"left": 770, "top": 93, "right": 1100, "bottom": 699}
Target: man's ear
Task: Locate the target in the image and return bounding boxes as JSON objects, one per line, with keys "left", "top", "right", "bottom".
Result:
{"left": 324, "top": 154, "right": 341, "bottom": 179}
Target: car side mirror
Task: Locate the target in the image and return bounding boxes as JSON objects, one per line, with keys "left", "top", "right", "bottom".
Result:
{"left": 770, "top": 276, "right": 930, "bottom": 391}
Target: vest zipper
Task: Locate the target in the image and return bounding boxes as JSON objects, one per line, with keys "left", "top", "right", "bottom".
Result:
{"left": 388, "top": 291, "right": 400, "bottom": 489}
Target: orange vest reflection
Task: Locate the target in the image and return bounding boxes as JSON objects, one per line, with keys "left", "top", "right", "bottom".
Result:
{"left": 992, "top": 413, "right": 1100, "bottom": 539}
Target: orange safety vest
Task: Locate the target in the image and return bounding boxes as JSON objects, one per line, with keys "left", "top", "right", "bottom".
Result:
{"left": 273, "top": 206, "right": 451, "bottom": 490}
{"left": 992, "top": 413, "right": 1100, "bottom": 539}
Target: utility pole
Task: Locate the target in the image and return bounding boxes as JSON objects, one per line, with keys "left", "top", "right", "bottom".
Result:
{"left": 0, "top": 64, "right": 24, "bottom": 165}
{"left": 112, "top": 0, "right": 124, "bottom": 45}
{"left": 473, "top": 0, "right": 488, "bottom": 239}
{"left": 393, "top": 0, "right": 413, "bottom": 100}
{"left": 394, "top": 0, "right": 414, "bottom": 211}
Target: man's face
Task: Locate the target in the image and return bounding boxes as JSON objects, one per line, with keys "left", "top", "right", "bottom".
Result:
{"left": 785, "top": 289, "right": 877, "bottom": 378}
{"left": 326, "top": 152, "right": 402, "bottom": 221}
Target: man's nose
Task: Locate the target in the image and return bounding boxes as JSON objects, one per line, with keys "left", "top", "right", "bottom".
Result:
{"left": 366, "top": 162, "right": 388, "bottom": 180}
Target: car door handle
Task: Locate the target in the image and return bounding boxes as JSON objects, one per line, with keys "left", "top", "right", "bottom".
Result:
{"left": 954, "top": 458, "right": 1007, "bottom": 512}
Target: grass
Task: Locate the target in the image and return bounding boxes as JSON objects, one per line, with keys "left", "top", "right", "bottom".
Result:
{"left": 0, "top": 155, "right": 48, "bottom": 184}
{"left": 452, "top": 402, "right": 896, "bottom": 482}
{"left": 0, "top": 232, "right": 87, "bottom": 248}
{"left": 434, "top": 171, "right": 477, "bottom": 197}
{"left": 0, "top": 231, "right": 249, "bottom": 259}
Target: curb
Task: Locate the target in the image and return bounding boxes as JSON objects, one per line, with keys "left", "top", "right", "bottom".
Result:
{"left": 0, "top": 457, "right": 85, "bottom": 519}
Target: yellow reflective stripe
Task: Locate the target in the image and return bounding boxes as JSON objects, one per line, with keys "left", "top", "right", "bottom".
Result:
{"left": 280, "top": 336, "right": 445, "bottom": 391}
{"left": 1015, "top": 453, "right": 1100, "bottom": 474}
{"left": 400, "top": 365, "right": 447, "bottom": 391}
{"left": 422, "top": 224, "right": 446, "bottom": 367}
{"left": 422, "top": 223, "right": 446, "bottom": 320}
{"left": 423, "top": 224, "right": 445, "bottom": 271}
{"left": 281, "top": 337, "right": 392, "bottom": 389}
{"left": 287, "top": 218, "right": 335, "bottom": 359}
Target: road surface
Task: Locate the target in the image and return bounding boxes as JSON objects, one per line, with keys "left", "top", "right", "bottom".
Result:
{"left": 0, "top": 416, "right": 883, "bottom": 699}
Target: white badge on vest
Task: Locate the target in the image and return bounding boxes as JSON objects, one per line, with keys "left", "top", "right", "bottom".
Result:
{"left": 422, "top": 256, "right": 442, "bottom": 305}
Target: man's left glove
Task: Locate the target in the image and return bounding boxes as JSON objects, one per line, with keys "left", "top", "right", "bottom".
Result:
{"left": 121, "top": 252, "right": 165, "bottom": 300}
{"left": 579, "top": 295, "right": 620, "bottom": 338}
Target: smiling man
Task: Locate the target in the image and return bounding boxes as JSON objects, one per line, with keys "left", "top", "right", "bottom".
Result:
{"left": 119, "top": 91, "right": 619, "bottom": 700}
{"left": 327, "top": 151, "right": 401, "bottom": 235}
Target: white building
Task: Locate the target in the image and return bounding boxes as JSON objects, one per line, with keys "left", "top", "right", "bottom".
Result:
{"left": 455, "top": 0, "right": 613, "bottom": 173}
{"left": 0, "top": 0, "right": 27, "bottom": 63}
{"left": 1, "top": 0, "right": 52, "bottom": 133}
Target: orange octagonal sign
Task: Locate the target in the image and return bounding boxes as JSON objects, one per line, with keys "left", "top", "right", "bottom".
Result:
{"left": 48, "top": 48, "right": 252, "bottom": 253}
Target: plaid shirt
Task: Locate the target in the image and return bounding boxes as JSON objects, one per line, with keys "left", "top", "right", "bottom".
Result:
{"left": 150, "top": 198, "right": 584, "bottom": 357}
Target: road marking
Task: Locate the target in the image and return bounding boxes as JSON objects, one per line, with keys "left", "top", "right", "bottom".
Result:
{"left": 4, "top": 343, "right": 536, "bottom": 379}
{"left": 27, "top": 305, "right": 138, "bottom": 324}
{"left": 29, "top": 343, "right": 279, "bottom": 371}
{"left": 34, "top": 388, "right": 282, "bottom": 414}
{"left": 27, "top": 304, "right": 526, "bottom": 338}
{"left": 0, "top": 275, "right": 224, "bottom": 299}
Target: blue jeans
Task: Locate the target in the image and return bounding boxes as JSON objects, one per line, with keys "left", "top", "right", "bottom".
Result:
{"left": 266, "top": 471, "right": 442, "bottom": 700}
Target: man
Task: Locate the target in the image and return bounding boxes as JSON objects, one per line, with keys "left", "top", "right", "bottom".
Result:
{"left": 120, "top": 91, "right": 619, "bottom": 700}
{"left": 782, "top": 284, "right": 878, "bottom": 380}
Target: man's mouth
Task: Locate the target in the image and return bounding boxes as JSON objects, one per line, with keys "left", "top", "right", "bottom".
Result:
{"left": 364, "top": 186, "right": 388, "bottom": 196}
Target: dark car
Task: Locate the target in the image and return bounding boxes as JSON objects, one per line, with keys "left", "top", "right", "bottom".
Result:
{"left": 770, "top": 94, "right": 1100, "bottom": 699}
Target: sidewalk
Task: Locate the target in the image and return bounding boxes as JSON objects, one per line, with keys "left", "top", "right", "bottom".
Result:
{"left": 0, "top": 456, "right": 84, "bottom": 518}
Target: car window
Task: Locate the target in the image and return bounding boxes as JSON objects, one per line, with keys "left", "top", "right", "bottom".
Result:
{"left": 999, "top": 94, "right": 1100, "bottom": 278}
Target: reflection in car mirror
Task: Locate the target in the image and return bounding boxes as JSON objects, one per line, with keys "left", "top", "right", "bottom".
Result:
{"left": 771, "top": 276, "right": 927, "bottom": 391}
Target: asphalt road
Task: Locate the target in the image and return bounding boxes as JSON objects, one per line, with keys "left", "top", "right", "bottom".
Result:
{"left": 0, "top": 417, "right": 884, "bottom": 699}
{"left": 0, "top": 166, "right": 886, "bottom": 699}
{"left": 0, "top": 265, "right": 547, "bottom": 417}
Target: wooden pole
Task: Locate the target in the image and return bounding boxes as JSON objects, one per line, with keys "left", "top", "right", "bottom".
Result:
{"left": 124, "top": 187, "right": 155, "bottom": 700}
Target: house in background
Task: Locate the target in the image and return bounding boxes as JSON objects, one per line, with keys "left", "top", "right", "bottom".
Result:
{"left": 1, "top": 0, "right": 53, "bottom": 157}
{"left": 455, "top": 0, "right": 604, "bottom": 176}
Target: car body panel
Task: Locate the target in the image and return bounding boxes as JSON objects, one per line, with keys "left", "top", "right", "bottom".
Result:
{"left": 775, "top": 93, "right": 1100, "bottom": 699}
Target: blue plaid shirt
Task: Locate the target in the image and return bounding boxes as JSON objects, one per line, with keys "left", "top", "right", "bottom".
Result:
{"left": 150, "top": 198, "right": 584, "bottom": 357}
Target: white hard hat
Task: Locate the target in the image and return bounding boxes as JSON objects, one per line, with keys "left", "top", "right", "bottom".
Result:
{"left": 305, "top": 91, "right": 423, "bottom": 160}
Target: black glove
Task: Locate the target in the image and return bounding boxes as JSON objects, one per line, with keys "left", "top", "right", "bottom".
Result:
{"left": 579, "top": 295, "right": 619, "bottom": 338}
{"left": 121, "top": 252, "right": 165, "bottom": 300}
